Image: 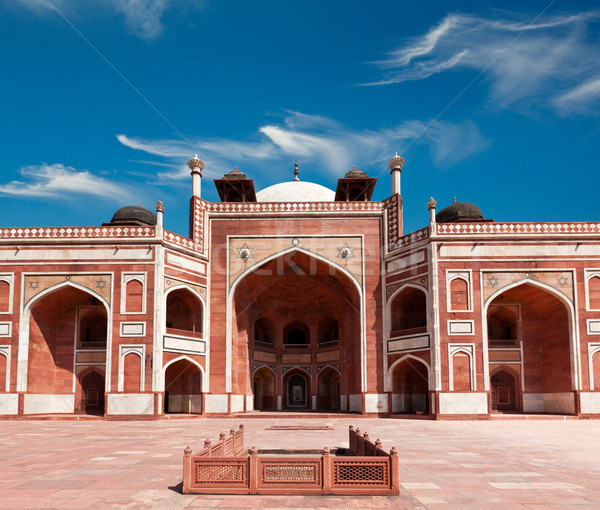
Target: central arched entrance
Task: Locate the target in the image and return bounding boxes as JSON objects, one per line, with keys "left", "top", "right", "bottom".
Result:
{"left": 486, "top": 282, "right": 575, "bottom": 414}
{"left": 283, "top": 369, "right": 310, "bottom": 409}
{"left": 232, "top": 250, "right": 361, "bottom": 412}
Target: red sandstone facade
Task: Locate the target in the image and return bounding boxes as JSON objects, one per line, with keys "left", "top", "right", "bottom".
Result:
{"left": 1, "top": 154, "right": 599, "bottom": 418}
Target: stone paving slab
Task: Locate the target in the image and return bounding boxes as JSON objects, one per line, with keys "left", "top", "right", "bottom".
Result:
{"left": 0, "top": 417, "right": 599, "bottom": 508}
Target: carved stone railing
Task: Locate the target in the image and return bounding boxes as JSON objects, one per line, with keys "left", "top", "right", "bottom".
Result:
{"left": 163, "top": 230, "right": 199, "bottom": 251}
{"left": 206, "top": 201, "right": 385, "bottom": 214}
{"left": 436, "top": 222, "right": 600, "bottom": 236}
{"left": 0, "top": 225, "right": 155, "bottom": 240}
{"left": 183, "top": 424, "right": 399, "bottom": 495}
{"left": 390, "top": 326, "right": 428, "bottom": 340}
{"left": 165, "top": 327, "right": 203, "bottom": 340}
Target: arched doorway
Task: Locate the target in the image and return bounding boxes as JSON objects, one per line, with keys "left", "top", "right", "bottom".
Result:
{"left": 79, "top": 370, "right": 105, "bottom": 415}
{"left": 317, "top": 366, "right": 340, "bottom": 410}
{"left": 283, "top": 370, "right": 310, "bottom": 409}
{"left": 391, "top": 358, "right": 429, "bottom": 414}
{"left": 486, "top": 282, "right": 574, "bottom": 414}
{"left": 164, "top": 358, "right": 203, "bottom": 414}
{"left": 490, "top": 367, "right": 519, "bottom": 412}
{"left": 253, "top": 367, "right": 275, "bottom": 410}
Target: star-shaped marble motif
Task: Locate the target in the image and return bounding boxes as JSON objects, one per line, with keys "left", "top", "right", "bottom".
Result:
{"left": 28, "top": 281, "right": 39, "bottom": 289}
{"left": 96, "top": 279, "right": 108, "bottom": 290}
{"left": 487, "top": 276, "right": 499, "bottom": 287}
{"left": 235, "top": 243, "right": 255, "bottom": 259}
{"left": 557, "top": 275, "right": 569, "bottom": 287}
{"left": 420, "top": 277, "right": 427, "bottom": 285}
{"left": 337, "top": 242, "right": 355, "bottom": 259}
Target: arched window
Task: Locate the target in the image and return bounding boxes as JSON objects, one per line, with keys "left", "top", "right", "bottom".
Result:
{"left": 166, "top": 289, "right": 203, "bottom": 337}
{"left": 284, "top": 321, "right": 309, "bottom": 348}
{"left": 390, "top": 287, "right": 427, "bottom": 335}
{"left": 254, "top": 317, "right": 275, "bottom": 345}
{"left": 318, "top": 316, "right": 339, "bottom": 345}
{"left": 487, "top": 306, "right": 518, "bottom": 347}
{"left": 125, "top": 279, "right": 144, "bottom": 313}
{"left": 123, "top": 353, "right": 141, "bottom": 392}
{"left": 589, "top": 276, "right": 600, "bottom": 309}
{"left": 450, "top": 278, "right": 469, "bottom": 310}
{"left": 79, "top": 309, "right": 107, "bottom": 348}
{"left": 0, "top": 280, "right": 9, "bottom": 313}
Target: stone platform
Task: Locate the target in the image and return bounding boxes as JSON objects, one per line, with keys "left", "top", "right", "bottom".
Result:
{"left": 0, "top": 417, "right": 598, "bottom": 509}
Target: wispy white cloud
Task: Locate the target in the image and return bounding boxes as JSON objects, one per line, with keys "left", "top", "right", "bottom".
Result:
{"left": 9, "top": 0, "right": 204, "bottom": 41}
{"left": 0, "top": 163, "right": 133, "bottom": 201}
{"left": 367, "top": 10, "right": 600, "bottom": 114}
{"left": 117, "top": 110, "right": 489, "bottom": 181}
{"left": 112, "top": 0, "right": 169, "bottom": 41}
{"left": 554, "top": 76, "right": 600, "bottom": 113}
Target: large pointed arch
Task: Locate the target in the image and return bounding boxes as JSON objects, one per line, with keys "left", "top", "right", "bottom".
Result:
{"left": 482, "top": 278, "right": 580, "bottom": 392}
{"left": 225, "top": 247, "right": 365, "bottom": 395}
{"left": 17, "top": 280, "right": 112, "bottom": 393}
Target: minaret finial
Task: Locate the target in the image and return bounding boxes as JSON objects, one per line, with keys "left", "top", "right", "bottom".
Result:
{"left": 293, "top": 161, "right": 299, "bottom": 181}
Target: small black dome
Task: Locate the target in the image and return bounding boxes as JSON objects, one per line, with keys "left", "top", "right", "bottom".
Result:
{"left": 110, "top": 205, "right": 157, "bottom": 226}
{"left": 436, "top": 200, "right": 485, "bottom": 223}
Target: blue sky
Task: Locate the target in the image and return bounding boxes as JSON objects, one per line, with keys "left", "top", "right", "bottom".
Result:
{"left": 1, "top": 0, "right": 599, "bottom": 236}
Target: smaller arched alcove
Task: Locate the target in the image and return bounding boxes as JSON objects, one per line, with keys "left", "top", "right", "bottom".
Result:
{"left": 166, "top": 288, "right": 203, "bottom": 338}
{"left": 487, "top": 306, "right": 518, "bottom": 347}
{"left": 78, "top": 309, "right": 107, "bottom": 348}
{"left": 125, "top": 279, "right": 144, "bottom": 313}
{"left": 0, "top": 280, "right": 10, "bottom": 313}
{"left": 254, "top": 317, "right": 275, "bottom": 347}
{"left": 283, "top": 320, "right": 310, "bottom": 349}
{"left": 589, "top": 275, "right": 600, "bottom": 309}
{"left": 390, "top": 287, "right": 427, "bottom": 336}
{"left": 318, "top": 316, "right": 339, "bottom": 346}
{"left": 253, "top": 366, "right": 275, "bottom": 410}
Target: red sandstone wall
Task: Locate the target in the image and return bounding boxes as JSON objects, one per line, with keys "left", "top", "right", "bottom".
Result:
{"left": 209, "top": 216, "right": 384, "bottom": 398}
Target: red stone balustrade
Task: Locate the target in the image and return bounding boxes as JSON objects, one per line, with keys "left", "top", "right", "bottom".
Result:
{"left": 165, "top": 327, "right": 203, "bottom": 340}
{"left": 183, "top": 424, "right": 399, "bottom": 495}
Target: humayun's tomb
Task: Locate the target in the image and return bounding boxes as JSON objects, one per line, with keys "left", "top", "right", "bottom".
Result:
{"left": 1, "top": 154, "right": 600, "bottom": 419}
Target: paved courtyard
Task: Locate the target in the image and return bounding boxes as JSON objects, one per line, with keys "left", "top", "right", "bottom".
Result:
{"left": 0, "top": 416, "right": 599, "bottom": 509}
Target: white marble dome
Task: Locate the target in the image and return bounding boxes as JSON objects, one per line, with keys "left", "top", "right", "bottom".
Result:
{"left": 256, "top": 180, "right": 335, "bottom": 202}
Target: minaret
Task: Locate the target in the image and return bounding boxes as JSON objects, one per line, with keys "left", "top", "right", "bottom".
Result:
{"left": 155, "top": 200, "right": 165, "bottom": 229}
{"left": 388, "top": 153, "right": 405, "bottom": 196}
{"left": 187, "top": 155, "right": 205, "bottom": 198}
{"left": 427, "top": 197, "right": 437, "bottom": 235}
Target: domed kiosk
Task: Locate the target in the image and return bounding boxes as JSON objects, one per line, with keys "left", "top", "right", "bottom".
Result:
{"left": 107, "top": 205, "right": 157, "bottom": 226}
{"left": 436, "top": 198, "right": 488, "bottom": 223}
